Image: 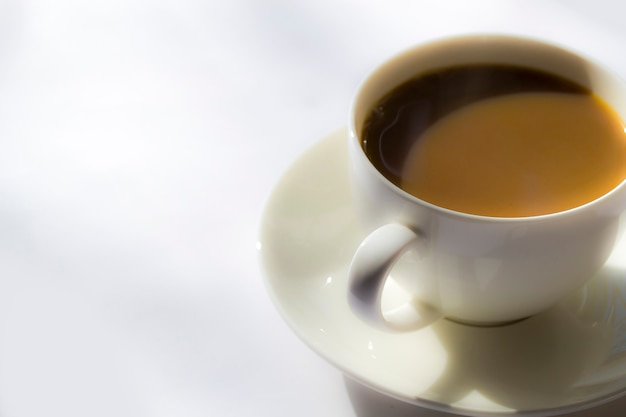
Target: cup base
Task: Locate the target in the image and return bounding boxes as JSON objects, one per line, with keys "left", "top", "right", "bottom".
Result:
{"left": 444, "top": 316, "right": 531, "bottom": 327}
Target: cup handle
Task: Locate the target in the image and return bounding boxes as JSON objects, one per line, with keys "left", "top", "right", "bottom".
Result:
{"left": 348, "top": 223, "right": 442, "bottom": 332}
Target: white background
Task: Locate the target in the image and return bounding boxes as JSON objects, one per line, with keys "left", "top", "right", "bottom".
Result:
{"left": 0, "top": 0, "right": 625, "bottom": 416}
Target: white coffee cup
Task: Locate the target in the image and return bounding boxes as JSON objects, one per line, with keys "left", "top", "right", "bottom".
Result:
{"left": 348, "top": 34, "right": 626, "bottom": 331}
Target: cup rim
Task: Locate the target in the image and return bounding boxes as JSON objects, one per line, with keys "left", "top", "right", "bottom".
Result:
{"left": 348, "top": 33, "right": 626, "bottom": 223}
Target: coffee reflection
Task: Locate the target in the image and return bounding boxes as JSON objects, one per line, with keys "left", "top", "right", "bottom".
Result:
{"left": 362, "top": 64, "right": 626, "bottom": 217}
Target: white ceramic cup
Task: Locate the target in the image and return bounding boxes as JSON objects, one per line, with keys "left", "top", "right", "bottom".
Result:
{"left": 348, "top": 34, "right": 626, "bottom": 332}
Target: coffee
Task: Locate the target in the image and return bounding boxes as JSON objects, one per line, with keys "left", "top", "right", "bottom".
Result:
{"left": 361, "top": 64, "right": 626, "bottom": 217}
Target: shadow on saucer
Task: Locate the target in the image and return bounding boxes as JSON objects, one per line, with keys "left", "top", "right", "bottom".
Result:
{"left": 346, "top": 265, "right": 626, "bottom": 416}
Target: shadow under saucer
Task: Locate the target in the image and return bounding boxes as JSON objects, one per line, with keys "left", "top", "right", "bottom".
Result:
{"left": 344, "top": 375, "right": 626, "bottom": 417}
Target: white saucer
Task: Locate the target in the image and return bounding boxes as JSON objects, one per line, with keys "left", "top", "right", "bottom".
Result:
{"left": 259, "top": 129, "right": 626, "bottom": 416}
